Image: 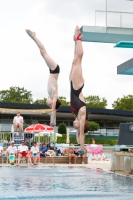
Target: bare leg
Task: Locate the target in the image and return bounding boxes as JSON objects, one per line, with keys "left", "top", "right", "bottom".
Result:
{"left": 14, "top": 124, "right": 19, "bottom": 132}
{"left": 74, "top": 155, "right": 76, "bottom": 163}
{"left": 80, "top": 132, "right": 85, "bottom": 150}
{"left": 33, "top": 157, "right": 37, "bottom": 164}
{"left": 26, "top": 30, "right": 57, "bottom": 70}
{"left": 69, "top": 155, "right": 72, "bottom": 164}
{"left": 27, "top": 155, "right": 33, "bottom": 165}
{"left": 18, "top": 124, "right": 22, "bottom": 132}
{"left": 17, "top": 154, "right": 22, "bottom": 166}
{"left": 69, "top": 26, "right": 81, "bottom": 81}
{"left": 70, "top": 26, "right": 84, "bottom": 88}
{"left": 76, "top": 130, "right": 80, "bottom": 144}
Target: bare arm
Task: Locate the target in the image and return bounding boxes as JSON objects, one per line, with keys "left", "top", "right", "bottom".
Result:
{"left": 13, "top": 117, "right": 15, "bottom": 124}
{"left": 79, "top": 115, "right": 86, "bottom": 150}
{"left": 50, "top": 93, "right": 58, "bottom": 126}
{"left": 76, "top": 129, "right": 80, "bottom": 144}
{"left": 20, "top": 117, "right": 24, "bottom": 124}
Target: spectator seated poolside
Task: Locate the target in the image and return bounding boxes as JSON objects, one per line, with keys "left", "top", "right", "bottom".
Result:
{"left": 30, "top": 142, "right": 40, "bottom": 165}
{"left": 68, "top": 144, "right": 76, "bottom": 164}
{"left": 40, "top": 143, "right": 48, "bottom": 157}
{"left": 97, "top": 151, "right": 106, "bottom": 161}
{"left": 54, "top": 147, "right": 61, "bottom": 156}
{"left": 6, "top": 141, "right": 17, "bottom": 165}
{"left": 78, "top": 146, "right": 88, "bottom": 164}
{"left": 0, "top": 144, "right": 3, "bottom": 158}
{"left": 62, "top": 147, "right": 69, "bottom": 156}
{"left": 17, "top": 140, "right": 32, "bottom": 166}
{"left": 89, "top": 152, "right": 97, "bottom": 161}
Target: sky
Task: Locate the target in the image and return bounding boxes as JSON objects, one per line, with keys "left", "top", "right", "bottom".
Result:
{"left": 0, "top": 0, "right": 133, "bottom": 109}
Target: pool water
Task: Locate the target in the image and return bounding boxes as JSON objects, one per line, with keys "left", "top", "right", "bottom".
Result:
{"left": 0, "top": 166, "right": 133, "bottom": 200}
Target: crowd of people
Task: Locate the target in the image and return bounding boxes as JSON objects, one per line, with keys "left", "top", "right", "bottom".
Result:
{"left": 0, "top": 140, "right": 108, "bottom": 166}
{"left": 0, "top": 140, "right": 41, "bottom": 166}
{"left": 89, "top": 152, "right": 106, "bottom": 161}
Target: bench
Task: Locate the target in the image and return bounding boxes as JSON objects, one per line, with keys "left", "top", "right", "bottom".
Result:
{"left": 0, "top": 156, "right": 88, "bottom": 165}
{"left": 40, "top": 156, "right": 88, "bottom": 164}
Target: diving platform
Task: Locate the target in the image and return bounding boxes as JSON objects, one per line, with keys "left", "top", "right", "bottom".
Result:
{"left": 80, "top": 26, "right": 133, "bottom": 44}
{"left": 117, "top": 58, "right": 133, "bottom": 75}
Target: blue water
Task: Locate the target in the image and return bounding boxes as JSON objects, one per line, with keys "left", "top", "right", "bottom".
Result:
{"left": 0, "top": 166, "right": 133, "bottom": 200}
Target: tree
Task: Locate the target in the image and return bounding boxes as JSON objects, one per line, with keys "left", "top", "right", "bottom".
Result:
{"left": 85, "top": 96, "right": 107, "bottom": 108}
{"left": 89, "top": 121, "right": 100, "bottom": 133}
{"left": 0, "top": 86, "right": 33, "bottom": 103}
{"left": 58, "top": 123, "right": 67, "bottom": 134}
{"left": 58, "top": 96, "right": 70, "bottom": 106}
{"left": 112, "top": 95, "right": 133, "bottom": 111}
{"left": 33, "top": 98, "right": 47, "bottom": 104}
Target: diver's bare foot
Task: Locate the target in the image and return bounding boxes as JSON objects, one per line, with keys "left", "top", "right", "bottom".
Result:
{"left": 74, "top": 26, "right": 83, "bottom": 41}
{"left": 75, "top": 26, "right": 80, "bottom": 36}
{"left": 25, "top": 29, "right": 36, "bottom": 39}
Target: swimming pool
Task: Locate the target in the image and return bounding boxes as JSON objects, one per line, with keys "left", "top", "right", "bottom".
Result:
{"left": 0, "top": 166, "right": 133, "bottom": 200}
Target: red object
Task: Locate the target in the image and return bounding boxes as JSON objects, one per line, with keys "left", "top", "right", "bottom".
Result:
{"left": 76, "top": 33, "right": 82, "bottom": 40}
{"left": 20, "top": 152, "right": 28, "bottom": 157}
{"left": 24, "top": 124, "right": 54, "bottom": 133}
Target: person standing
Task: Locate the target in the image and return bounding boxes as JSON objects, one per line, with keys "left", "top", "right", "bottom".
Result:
{"left": 26, "top": 30, "right": 61, "bottom": 126}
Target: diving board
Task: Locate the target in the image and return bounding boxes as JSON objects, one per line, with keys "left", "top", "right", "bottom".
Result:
{"left": 80, "top": 26, "right": 133, "bottom": 44}
{"left": 117, "top": 58, "right": 133, "bottom": 75}
{"left": 114, "top": 41, "right": 133, "bottom": 48}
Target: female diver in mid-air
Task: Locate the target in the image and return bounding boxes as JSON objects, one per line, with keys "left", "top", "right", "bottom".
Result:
{"left": 69, "top": 26, "right": 89, "bottom": 151}
{"left": 26, "top": 30, "right": 61, "bottom": 126}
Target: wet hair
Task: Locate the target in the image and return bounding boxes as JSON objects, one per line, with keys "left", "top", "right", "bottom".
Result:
{"left": 84, "top": 113, "right": 90, "bottom": 133}
{"left": 84, "top": 120, "right": 90, "bottom": 133}
{"left": 56, "top": 99, "right": 61, "bottom": 110}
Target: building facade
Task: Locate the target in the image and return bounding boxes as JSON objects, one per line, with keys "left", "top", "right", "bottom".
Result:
{"left": 0, "top": 102, "right": 133, "bottom": 137}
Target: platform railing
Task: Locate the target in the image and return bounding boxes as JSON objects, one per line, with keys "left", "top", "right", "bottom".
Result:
{"left": 95, "top": 10, "right": 133, "bottom": 28}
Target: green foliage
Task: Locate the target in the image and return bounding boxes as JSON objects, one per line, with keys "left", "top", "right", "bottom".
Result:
{"left": 56, "top": 134, "right": 117, "bottom": 146}
{"left": 58, "top": 96, "right": 70, "bottom": 106}
{"left": 34, "top": 136, "right": 50, "bottom": 143}
{"left": 23, "top": 124, "right": 30, "bottom": 130}
{"left": 58, "top": 123, "right": 67, "bottom": 134}
{"left": 57, "top": 134, "right": 66, "bottom": 143}
{"left": 112, "top": 95, "right": 133, "bottom": 111}
{"left": 33, "top": 98, "right": 47, "bottom": 104}
{"left": 89, "top": 121, "right": 100, "bottom": 132}
{"left": 85, "top": 96, "right": 107, "bottom": 108}
{"left": 0, "top": 86, "right": 33, "bottom": 103}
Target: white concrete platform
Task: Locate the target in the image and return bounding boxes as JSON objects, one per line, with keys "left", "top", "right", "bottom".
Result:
{"left": 80, "top": 26, "right": 133, "bottom": 43}
{"left": 0, "top": 159, "right": 111, "bottom": 172}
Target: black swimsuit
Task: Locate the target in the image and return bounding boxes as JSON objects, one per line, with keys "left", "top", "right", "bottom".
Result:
{"left": 50, "top": 65, "right": 60, "bottom": 74}
{"left": 70, "top": 81, "right": 86, "bottom": 116}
